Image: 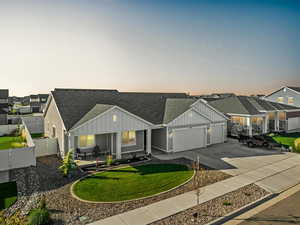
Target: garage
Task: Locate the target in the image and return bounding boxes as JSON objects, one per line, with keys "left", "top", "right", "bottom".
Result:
{"left": 286, "top": 111, "right": 300, "bottom": 131}
{"left": 288, "top": 117, "right": 300, "bottom": 131}
{"left": 210, "top": 123, "right": 225, "bottom": 144}
{"left": 173, "top": 126, "right": 206, "bottom": 152}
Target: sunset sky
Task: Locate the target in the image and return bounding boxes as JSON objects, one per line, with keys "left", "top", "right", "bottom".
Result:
{"left": 1, "top": 0, "right": 299, "bottom": 96}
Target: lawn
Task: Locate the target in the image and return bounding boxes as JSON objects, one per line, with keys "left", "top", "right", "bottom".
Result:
{"left": 272, "top": 132, "right": 300, "bottom": 149}
{"left": 31, "top": 133, "right": 44, "bottom": 139}
{"left": 0, "top": 182, "right": 17, "bottom": 210}
{"left": 0, "top": 136, "right": 26, "bottom": 150}
{"left": 73, "top": 164, "right": 194, "bottom": 202}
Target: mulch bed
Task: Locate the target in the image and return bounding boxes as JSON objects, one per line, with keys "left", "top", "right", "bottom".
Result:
{"left": 36, "top": 156, "right": 231, "bottom": 225}
{"left": 150, "top": 184, "right": 269, "bottom": 225}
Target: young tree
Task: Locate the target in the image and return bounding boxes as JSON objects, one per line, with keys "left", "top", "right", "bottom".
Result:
{"left": 192, "top": 155, "right": 208, "bottom": 221}
{"left": 59, "top": 150, "right": 77, "bottom": 177}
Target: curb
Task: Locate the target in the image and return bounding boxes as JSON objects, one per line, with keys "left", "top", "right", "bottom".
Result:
{"left": 205, "top": 193, "right": 278, "bottom": 225}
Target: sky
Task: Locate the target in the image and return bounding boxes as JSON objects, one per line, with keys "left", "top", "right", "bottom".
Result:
{"left": 0, "top": 0, "right": 299, "bottom": 96}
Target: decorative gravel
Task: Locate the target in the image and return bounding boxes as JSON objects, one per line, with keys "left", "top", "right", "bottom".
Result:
{"left": 150, "top": 184, "right": 269, "bottom": 225}
{"left": 35, "top": 156, "right": 231, "bottom": 224}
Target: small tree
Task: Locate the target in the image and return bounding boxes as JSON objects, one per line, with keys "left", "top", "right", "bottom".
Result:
{"left": 59, "top": 150, "right": 77, "bottom": 177}
{"left": 192, "top": 155, "right": 207, "bottom": 222}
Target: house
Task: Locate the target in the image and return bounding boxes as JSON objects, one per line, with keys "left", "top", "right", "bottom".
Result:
{"left": 264, "top": 86, "right": 300, "bottom": 107}
{"left": 0, "top": 89, "right": 9, "bottom": 125}
{"left": 17, "top": 94, "right": 49, "bottom": 114}
{"left": 43, "top": 88, "right": 228, "bottom": 159}
{"left": 208, "top": 96, "right": 300, "bottom": 136}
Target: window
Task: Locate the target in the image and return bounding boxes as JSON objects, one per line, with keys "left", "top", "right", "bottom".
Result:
{"left": 122, "top": 131, "right": 136, "bottom": 146}
{"left": 113, "top": 114, "right": 117, "bottom": 122}
{"left": 277, "top": 97, "right": 284, "bottom": 103}
{"left": 52, "top": 126, "right": 56, "bottom": 138}
{"left": 78, "top": 135, "right": 95, "bottom": 148}
{"left": 288, "top": 97, "right": 294, "bottom": 105}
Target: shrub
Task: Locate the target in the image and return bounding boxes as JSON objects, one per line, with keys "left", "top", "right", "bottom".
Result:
{"left": 27, "top": 208, "right": 50, "bottom": 225}
{"left": 0, "top": 211, "right": 26, "bottom": 225}
{"left": 59, "top": 150, "right": 77, "bottom": 177}
{"left": 106, "top": 155, "right": 114, "bottom": 166}
{"left": 294, "top": 138, "right": 300, "bottom": 153}
{"left": 223, "top": 201, "right": 232, "bottom": 206}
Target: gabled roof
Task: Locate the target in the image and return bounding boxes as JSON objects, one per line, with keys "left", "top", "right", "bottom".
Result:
{"left": 72, "top": 104, "right": 114, "bottom": 129}
{"left": 163, "top": 98, "right": 197, "bottom": 124}
{"left": 287, "top": 86, "right": 300, "bottom": 93}
{"left": 209, "top": 96, "right": 261, "bottom": 115}
{"left": 0, "top": 89, "right": 8, "bottom": 99}
{"left": 209, "top": 96, "right": 300, "bottom": 116}
{"left": 51, "top": 89, "right": 189, "bottom": 130}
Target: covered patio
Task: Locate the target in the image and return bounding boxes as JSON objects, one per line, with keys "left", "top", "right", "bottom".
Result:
{"left": 230, "top": 115, "right": 268, "bottom": 136}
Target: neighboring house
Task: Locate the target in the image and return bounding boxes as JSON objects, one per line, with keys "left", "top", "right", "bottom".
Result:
{"left": 264, "top": 86, "right": 300, "bottom": 107}
{"left": 208, "top": 96, "right": 300, "bottom": 136}
{"left": 0, "top": 89, "right": 9, "bottom": 125}
{"left": 43, "top": 89, "right": 228, "bottom": 159}
{"left": 17, "top": 94, "right": 50, "bottom": 114}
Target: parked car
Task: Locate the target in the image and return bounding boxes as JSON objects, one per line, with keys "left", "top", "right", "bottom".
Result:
{"left": 238, "top": 134, "right": 281, "bottom": 149}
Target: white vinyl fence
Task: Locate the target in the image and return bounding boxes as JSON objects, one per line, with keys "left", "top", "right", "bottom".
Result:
{"left": 0, "top": 124, "right": 18, "bottom": 136}
{"left": 21, "top": 116, "right": 44, "bottom": 134}
{"left": 34, "top": 138, "right": 58, "bottom": 157}
{"left": 0, "top": 122, "right": 36, "bottom": 172}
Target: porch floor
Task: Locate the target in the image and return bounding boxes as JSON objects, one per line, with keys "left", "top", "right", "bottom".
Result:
{"left": 75, "top": 156, "right": 106, "bottom": 168}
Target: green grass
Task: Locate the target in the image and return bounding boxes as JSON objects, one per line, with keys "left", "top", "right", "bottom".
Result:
{"left": 271, "top": 132, "right": 300, "bottom": 150}
{"left": 0, "top": 182, "right": 17, "bottom": 210}
{"left": 73, "top": 164, "right": 193, "bottom": 202}
{"left": 0, "top": 136, "right": 26, "bottom": 150}
{"left": 31, "top": 133, "right": 44, "bottom": 139}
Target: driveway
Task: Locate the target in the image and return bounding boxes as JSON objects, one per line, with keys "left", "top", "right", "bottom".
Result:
{"left": 153, "top": 138, "right": 296, "bottom": 176}
{"left": 153, "top": 138, "right": 300, "bottom": 193}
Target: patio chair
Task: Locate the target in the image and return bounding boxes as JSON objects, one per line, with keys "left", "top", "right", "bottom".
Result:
{"left": 75, "top": 148, "right": 86, "bottom": 160}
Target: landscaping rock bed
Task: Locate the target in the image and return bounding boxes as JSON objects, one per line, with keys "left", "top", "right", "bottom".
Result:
{"left": 4, "top": 155, "right": 231, "bottom": 225}
{"left": 42, "top": 157, "right": 230, "bottom": 224}
{"left": 150, "top": 184, "right": 269, "bottom": 225}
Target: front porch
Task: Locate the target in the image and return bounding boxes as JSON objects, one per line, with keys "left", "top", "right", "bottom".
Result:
{"left": 69, "top": 129, "right": 152, "bottom": 161}
{"left": 230, "top": 115, "right": 267, "bottom": 136}
{"left": 229, "top": 111, "right": 288, "bottom": 137}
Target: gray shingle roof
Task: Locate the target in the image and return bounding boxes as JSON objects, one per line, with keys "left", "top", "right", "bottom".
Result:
{"left": 209, "top": 96, "right": 258, "bottom": 115}
{"left": 72, "top": 104, "right": 114, "bottom": 129}
{"left": 163, "top": 98, "right": 197, "bottom": 124}
{"left": 0, "top": 89, "right": 8, "bottom": 99}
{"left": 209, "top": 96, "right": 300, "bottom": 116}
{"left": 287, "top": 86, "right": 300, "bottom": 93}
{"left": 51, "top": 89, "right": 189, "bottom": 130}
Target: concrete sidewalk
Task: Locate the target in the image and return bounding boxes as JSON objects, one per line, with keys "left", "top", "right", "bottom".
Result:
{"left": 89, "top": 155, "right": 300, "bottom": 225}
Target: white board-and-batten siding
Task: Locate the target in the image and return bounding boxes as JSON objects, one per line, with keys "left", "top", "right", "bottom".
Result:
{"left": 168, "top": 109, "right": 210, "bottom": 128}
{"left": 192, "top": 100, "right": 227, "bottom": 122}
{"left": 70, "top": 107, "right": 151, "bottom": 136}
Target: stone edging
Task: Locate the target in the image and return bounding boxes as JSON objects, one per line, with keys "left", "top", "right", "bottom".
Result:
{"left": 70, "top": 164, "right": 195, "bottom": 204}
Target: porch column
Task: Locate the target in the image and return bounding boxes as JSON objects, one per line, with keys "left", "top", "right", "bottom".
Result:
{"left": 68, "top": 133, "right": 75, "bottom": 159}
{"left": 264, "top": 115, "right": 268, "bottom": 133}
{"left": 116, "top": 131, "right": 122, "bottom": 160}
{"left": 275, "top": 112, "right": 279, "bottom": 131}
{"left": 248, "top": 117, "right": 253, "bottom": 137}
{"left": 146, "top": 128, "right": 151, "bottom": 154}
{"left": 110, "top": 133, "right": 114, "bottom": 154}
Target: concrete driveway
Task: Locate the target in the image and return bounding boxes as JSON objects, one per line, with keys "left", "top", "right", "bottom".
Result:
{"left": 153, "top": 138, "right": 295, "bottom": 176}
{"left": 153, "top": 138, "right": 300, "bottom": 193}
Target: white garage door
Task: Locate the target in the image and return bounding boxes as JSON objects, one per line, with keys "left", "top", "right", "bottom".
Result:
{"left": 288, "top": 117, "right": 300, "bottom": 131}
{"left": 211, "top": 124, "right": 224, "bottom": 144}
{"left": 173, "top": 127, "right": 206, "bottom": 152}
